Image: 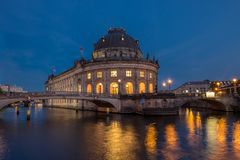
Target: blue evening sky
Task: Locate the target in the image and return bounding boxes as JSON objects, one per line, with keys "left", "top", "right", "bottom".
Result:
{"left": 0, "top": 0, "right": 240, "bottom": 91}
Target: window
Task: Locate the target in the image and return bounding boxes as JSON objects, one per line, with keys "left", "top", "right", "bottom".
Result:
{"left": 93, "top": 52, "right": 97, "bottom": 59}
{"left": 87, "top": 84, "right": 92, "bottom": 93}
{"left": 125, "top": 82, "right": 133, "bottom": 94}
{"left": 139, "top": 82, "right": 146, "bottom": 94}
{"left": 77, "top": 84, "right": 81, "bottom": 93}
{"left": 140, "top": 71, "right": 145, "bottom": 78}
{"left": 149, "top": 73, "right": 153, "bottom": 79}
{"left": 97, "top": 72, "right": 102, "bottom": 78}
{"left": 149, "top": 83, "right": 153, "bottom": 93}
{"left": 126, "top": 70, "right": 132, "bottom": 77}
{"left": 98, "top": 52, "right": 105, "bottom": 58}
{"left": 96, "top": 83, "right": 103, "bottom": 94}
{"left": 110, "top": 82, "right": 118, "bottom": 94}
{"left": 87, "top": 73, "right": 91, "bottom": 79}
{"left": 111, "top": 70, "right": 117, "bottom": 77}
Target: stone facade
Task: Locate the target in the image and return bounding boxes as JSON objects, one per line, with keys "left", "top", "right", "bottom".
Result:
{"left": 45, "top": 28, "right": 159, "bottom": 107}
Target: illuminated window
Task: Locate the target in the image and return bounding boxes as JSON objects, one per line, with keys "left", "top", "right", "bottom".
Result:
{"left": 96, "top": 83, "right": 103, "bottom": 94}
{"left": 125, "top": 82, "right": 133, "bottom": 94}
{"left": 78, "top": 84, "right": 81, "bottom": 93}
{"left": 97, "top": 72, "right": 103, "bottom": 78}
{"left": 149, "top": 83, "right": 153, "bottom": 93}
{"left": 126, "top": 70, "right": 132, "bottom": 77}
{"left": 93, "top": 52, "right": 97, "bottom": 59}
{"left": 110, "top": 82, "right": 118, "bottom": 94}
{"left": 139, "top": 82, "right": 146, "bottom": 94}
{"left": 149, "top": 73, "right": 153, "bottom": 79}
{"left": 87, "top": 73, "right": 91, "bottom": 79}
{"left": 87, "top": 84, "right": 92, "bottom": 93}
{"left": 111, "top": 70, "right": 117, "bottom": 77}
{"left": 140, "top": 71, "right": 145, "bottom": 78}
{"left": 98, "top": 52, "right": 105, "bottom": 58}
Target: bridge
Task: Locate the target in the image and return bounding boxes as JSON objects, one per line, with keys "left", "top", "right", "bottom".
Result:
{"left": 0, "top": 92, "right": 240, "bottom": 115}
{"left": 0, "top": 92, "right": 121, "bottom": 111}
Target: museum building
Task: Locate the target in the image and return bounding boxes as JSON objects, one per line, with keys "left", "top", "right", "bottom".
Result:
{"left": 45, "top": 28, "right": 159, "bottom": 106}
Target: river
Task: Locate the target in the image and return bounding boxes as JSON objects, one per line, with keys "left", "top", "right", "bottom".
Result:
{"left": 0, "top": 106, "right": 240, "bottom": 160}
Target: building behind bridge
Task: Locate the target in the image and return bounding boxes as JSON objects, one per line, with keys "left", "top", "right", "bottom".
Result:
{"left": 0, "top": 84, "right": 26, "bottom": 93}
{"left": 174, "top": 80, "right": 211, "bottom": 96}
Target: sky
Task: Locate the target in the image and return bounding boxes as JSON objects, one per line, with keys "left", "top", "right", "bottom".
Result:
{"left": 0, "top": 0, "right": 240, "bottom": 91}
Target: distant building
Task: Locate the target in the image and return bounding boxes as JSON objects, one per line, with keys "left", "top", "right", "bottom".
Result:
{"left": 211, "top": 80, "right": 240, "bottom": 96}
{"left": 174, "top": 80, "right": 211, "bottom": 96}
{"left": 0, "top": 84, "right": 26, "bottom": 93}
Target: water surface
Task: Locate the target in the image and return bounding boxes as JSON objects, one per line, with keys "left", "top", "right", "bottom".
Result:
{"left": 0, "top": 106, "right": 240, "bottom": 160}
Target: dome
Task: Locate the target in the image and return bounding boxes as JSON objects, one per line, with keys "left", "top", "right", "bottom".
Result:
{"left": 92, "top": 28, "right": 143, "bottom": 61}
{"left": 94, "top": 28, "right": 141, "bottom": 52}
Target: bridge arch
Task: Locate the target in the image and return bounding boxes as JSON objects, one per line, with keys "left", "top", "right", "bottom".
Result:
{"left": 179, "top": 98, "right": 228, "bottom": 111}
{"left": 32, "top": 96, "right": 121, "bottom": 112}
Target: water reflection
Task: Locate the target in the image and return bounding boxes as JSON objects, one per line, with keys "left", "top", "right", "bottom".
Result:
{"left": 162, "top": 124, "right": 180, "bottom": 160}
{"left": 233, "top": 121, "right": 240, "bottom": 159}
{"left": 145, "top": 123, "right": 157, "bottom": 159}
{"left": 185, "top": 108, "right": 203, "bottom": 150}
{"left": 195, "top": 112, "right": 202, "bottom": 132}
{"left": 185, "top": 108, "right": 195, "bottom": 147}
{"left": 1, "top": 107, "right": 240, "bottom": 160}
{"left": 105, "top": 121, "right": 139, "bottom": 160}
{"left": 206, "top": 116, "right": 227, "bottom": 159}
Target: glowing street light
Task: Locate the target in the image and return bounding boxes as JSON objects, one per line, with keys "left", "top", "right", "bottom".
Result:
{"left": 232, "top": 78, "right": 238, "bottom": 95}
{"left": 118, "top": 79, "right": 121, "bottom": 95}
{"left": 162, "top": 82, "right": 166, "bottom": 91}
{"left": 233, "top": 78, "right": 237, "bottom": 83}
{"left": 167, "top": 79, "right": 172, "bottom": 91}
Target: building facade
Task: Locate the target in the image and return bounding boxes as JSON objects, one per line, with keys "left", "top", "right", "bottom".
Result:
{"left": 45, "top": 28, "right": 159, "bottom": 107}
{"left": 174, "top": 80, "right": 210, "bottom": 96}
{"left": 0, "top": 84, "right": 26, "bottom": 93}
{"left": 45, "top": 28, "right": 159, "bottom": 95}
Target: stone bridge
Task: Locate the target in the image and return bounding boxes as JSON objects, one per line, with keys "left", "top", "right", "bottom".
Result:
{"left": 175, "top": 96, "right": 240, "bottom": 111}
{"left": 0, "top": 92, "right": 240, "bottom": 115}
{"left": 0, "top": 92, "right": 122, "bottom": 112}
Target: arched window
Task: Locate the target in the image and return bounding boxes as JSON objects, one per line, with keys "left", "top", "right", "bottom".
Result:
{"left": 139, "top": 82, "right": 146, "bottom": 94}
{"left": 78, "top": 84, "right": 82, "bottom": 93}
{"left": 125, "top": 82, "right": 134, "bottom": 94}
{"left": 87, "top": 84, "right": 92, "bottom": 94}
{"left": 110, "top": 82, "right": 119, "bottom": 95}
{"left": 149, "top": 83, "right": 153, "bottom": 93}
{"left": 96, "top": 83, "right": 103, "bottom": 94}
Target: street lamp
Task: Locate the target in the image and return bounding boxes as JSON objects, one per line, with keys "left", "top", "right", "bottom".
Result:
{"left": 118, "top": 79, "right": 121, "bottom": 95}
{"left": 162, "top": 82, "right": 166, "bottom": 91}
{"left": 167, "top": 79, "right": 172, "bottom": 91}
{"left": 232, "top": 78, "right": 238, "bottom": 95}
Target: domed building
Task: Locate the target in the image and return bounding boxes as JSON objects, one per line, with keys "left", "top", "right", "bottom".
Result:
{"left": 45, "top": 28, "right": 159, "bottom": 107}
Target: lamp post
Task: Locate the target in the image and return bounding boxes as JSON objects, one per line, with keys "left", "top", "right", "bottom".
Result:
{"left": 162, "top": 82, "right": 166, "bottom": 92}
{"left": 167, "top": 79, "right": 172, "bottom": 91}
{"left": 118, "top": 79, "right": 121, "bottom": 95}
{"left": 233, "top": 78, "right": 238, "bottom": 95}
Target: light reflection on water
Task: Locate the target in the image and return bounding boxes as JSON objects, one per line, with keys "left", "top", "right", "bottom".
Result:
{"left": 145, "top": 123, "right": 157, "bottom": 159}
{"left": 0, "top": 107, "right": 240, "bottom": 159}
{"left": 162, "top": 124, "right": 180, "bottom": 160}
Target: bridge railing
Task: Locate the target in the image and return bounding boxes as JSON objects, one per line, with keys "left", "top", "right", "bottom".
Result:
{"left": 4, "top": 91, "right": 121, "bottom": 99}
